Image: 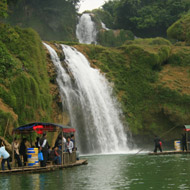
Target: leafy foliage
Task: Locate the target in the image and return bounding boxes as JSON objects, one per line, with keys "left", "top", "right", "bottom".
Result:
{"left": 103, "top": 0, "right": 190, "bottom": 37}
{"left": 0, "top": 0, "right": 7, "bottom": 18}
{"left": 167, "top": 13, "right": 190, "bottom": 42}
{"left": 79, "top": 40, "right": 190, "bottom": 138}
{"left": 0, "top": 23, "right": 53, "bottom": 125}
{"left": 97, "top": 29, "right": 134, "bottom": 47}
{"left": 6, "top": 0, "right": 78, "bottom": 41}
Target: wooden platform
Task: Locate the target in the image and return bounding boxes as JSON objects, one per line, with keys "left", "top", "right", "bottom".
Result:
{"left": 148, "top": 151, "right": 190, "bottom": 155}
{"left": 0, "top": 159, "right": 88, "bottom": 175}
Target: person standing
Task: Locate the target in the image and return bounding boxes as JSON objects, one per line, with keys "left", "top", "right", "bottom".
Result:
{"left": 67, "top": 137, "right": 73, "bottom": 154}
{"left": 12, "top": 138, "right": 22, "bottom": 167}
{"left": 35, "top": 137, "right": 40, "bottom": 149}
{"left": 62, "top": 135, "right": 67, "bottom": 152}
{"left": 154, "top": 136, "right": 162, "bottom": 153}
{"left": 181, "top": 133, "right": 187, "bottom": 151}
{"left": 71, "top": 134, "right": 75, "bottom": 151}
{"left": 39, "top": 132, "right": 49, "bottom": 167}
{"left": 54, "top": 146, "right": 61, "bottom": 165}
{"left": 0, "top": 140, "right": 11, "bottom": 170}
{"left": 19, "top": 138, "right": 27, "bottom": 166}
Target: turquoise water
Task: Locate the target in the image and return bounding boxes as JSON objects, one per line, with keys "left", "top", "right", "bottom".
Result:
{"left": 0, "top": 154, "right": 190, "bottom": 190}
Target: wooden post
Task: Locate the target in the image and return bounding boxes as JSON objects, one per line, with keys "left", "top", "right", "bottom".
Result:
{"left": 61, "top": 130, "right": 63, "bottom": 166}
{"left": 186, "top": 131, "right": 189, "bottom": 151}
{"left": 3, "top": 118, "right": 9, "bottom": 138}
{"left": 74, "top": 132, "right": 76, "bottom": 150}
{"left": 12, "top": 133, "right": 15, "bottom": 168}
{"left": 29, "top": 133, "right": 32, "bottom": 147}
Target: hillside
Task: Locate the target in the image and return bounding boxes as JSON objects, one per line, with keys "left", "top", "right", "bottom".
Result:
{"left": 0, "top": 24, "right": 64, "bottom": 141}
{"left": 1, "top": 10, "right": 190, "bottom": 144}
{"left": 6, "top": 0, "right": 78, "bottom": 41}
{"left": 74, "top": 38, "right": 190, "bottom": 140}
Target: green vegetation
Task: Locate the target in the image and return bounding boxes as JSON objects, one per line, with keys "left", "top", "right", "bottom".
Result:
{"left": 92, "top": 9, "right": 114, "bottom": 29}
{"left": 0, "top": 0, "right": 7, "bottom": 19}
{"left": 6, "top": 0, "right": 78, "bottom": 41}
{"left": 1, "top": 0, "right": 190, "bottom": 142}
{"left": 77, "top": 38, "right": 190, "bottom": 138}
{"left": 88, "top": 10, "right": 134, "bottom": 47}
{"left": 0, "top": 23, "right": 54, "bottom": 139}
{"left": 167, "top": 13, "right": 190, "bottom": 42}
{"left": 97, "top": 29, "right": 134, "bottom": 47}
{"left": 103, "top": 0, "right": 190, "bottom": 37}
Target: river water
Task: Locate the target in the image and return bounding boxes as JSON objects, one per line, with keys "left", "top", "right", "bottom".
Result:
{"left": 1, "top": 154, "right": 190, "bottom": 190}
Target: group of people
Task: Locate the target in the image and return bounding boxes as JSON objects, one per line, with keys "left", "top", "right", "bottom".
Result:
{"left": 154, "top": 133, "right": 188, "bottom": 153}
{"left": 0, "top": 132, "right": 76, "bottom": 170}
{"left": 51, "top": 134, "right": 75, "bottom": 165}
{"left": 34, "top": 133, "right": 76, "bottom": 166}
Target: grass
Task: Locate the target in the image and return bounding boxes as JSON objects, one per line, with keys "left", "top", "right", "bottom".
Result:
{"left": 76, "top": 39, "right": 190, "bottom": 139}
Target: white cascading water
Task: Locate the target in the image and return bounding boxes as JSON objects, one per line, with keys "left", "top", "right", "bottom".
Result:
{"left": 101, "top": 22, "right": 109, "bottom": 30}
{"left": 76, "top": 13, "right": 97, "bottom": 44}
{"left": 43, "top": 42, "right": 129, "bottom": 154}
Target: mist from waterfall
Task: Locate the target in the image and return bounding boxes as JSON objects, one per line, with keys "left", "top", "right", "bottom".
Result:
{"left": 76, "top": 13, "right": 97, "bottom": 44}
{"left": 43, "top": 42, "right": 130, "bottom": 154}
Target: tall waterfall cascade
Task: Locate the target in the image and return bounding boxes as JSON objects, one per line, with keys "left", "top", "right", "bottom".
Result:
{"left": 76, "top": 13, "right": 97, "bottom": 44}
{"left": 44, "top": 42, "right": 130, "bottom": 154}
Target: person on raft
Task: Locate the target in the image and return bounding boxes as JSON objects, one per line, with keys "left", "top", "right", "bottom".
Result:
{"left": 154, "top": 136, "right": 162, "bottom": 153}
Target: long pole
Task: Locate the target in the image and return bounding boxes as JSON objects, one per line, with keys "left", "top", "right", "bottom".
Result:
{"left": 186, "top": 131, "right": 189, "bottom": 151}
{"left": 135, "top": 125, "right": 178, "bottom": 155}
{"left": 12, "top": 133, "right": 15, "bottom": 168}
{"left": 4, "top": 119, "right": 9, "bottom": 138}
{"left": 61, "top": 130, "right": 63, "bottom": 166}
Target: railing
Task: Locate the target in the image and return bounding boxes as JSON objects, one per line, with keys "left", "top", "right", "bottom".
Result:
{"left": 62, "top": 151, "right": 76, "bottom": 165}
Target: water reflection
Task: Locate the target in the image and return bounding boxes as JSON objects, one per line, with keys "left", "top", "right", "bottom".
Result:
{"left": 0, "top": 154, "right": 190, "bottom": 190}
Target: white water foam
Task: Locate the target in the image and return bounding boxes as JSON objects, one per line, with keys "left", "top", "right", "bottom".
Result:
{"left": 76, "top": 13, "right": 97, "bottom": 44}
{"left": 44, "top": 42, "right": 132, "bottom": 154}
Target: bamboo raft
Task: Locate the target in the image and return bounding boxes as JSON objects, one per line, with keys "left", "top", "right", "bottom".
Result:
{"left": 148, "top": 150, "right": 190, "bottom": 155}
{"left": 0, "top": 159, "right": 88, "bottom": 175}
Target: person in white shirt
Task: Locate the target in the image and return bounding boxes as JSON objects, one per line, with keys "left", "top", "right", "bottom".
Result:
{"left": 12, "top": 138, "right": 22, "bottom": 167}
{"left": 67, "top": 137, "right": 73, "bottom": 154}
{"left": 63, "top": 136, "right": 67, "bottom": 152}
{"left": 0, "top": 140, "right": 11, "bottom": 170}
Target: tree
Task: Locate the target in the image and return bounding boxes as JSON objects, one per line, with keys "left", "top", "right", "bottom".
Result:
{"left": 102, "top": 0, "right": 190, "bottom": 37}
{"left": 0, "top": 0, "right": 7, "bottom": 18}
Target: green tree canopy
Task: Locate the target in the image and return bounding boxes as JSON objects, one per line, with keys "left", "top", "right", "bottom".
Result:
{"left": 103, "top": 0, "right": 190, "bottom": 37}
{"left": 0, "top": 0, "right": 7, "bottom": 18}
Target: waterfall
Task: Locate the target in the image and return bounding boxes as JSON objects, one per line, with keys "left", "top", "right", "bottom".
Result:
{"left": 76, "top": 13, "right": 97, "bottom": 44}
{"left": 43, "top": 43, "right": 129, "bottom": 154}
{"left": 101, "top": 22, "right": 109, "bottom": 30}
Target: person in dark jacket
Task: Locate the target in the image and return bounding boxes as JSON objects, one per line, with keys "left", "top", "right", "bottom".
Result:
{"left": 19, "top": 138, "right": 27, "bottom": 166}
{"left": 35, "top": 137, "right": 40, "bottom": 149}
{"left": 154, "top": 136, "right": 162, "bottom": 153}
{"left": 181, "top": 133, "right": 187, "bottom": 151}
{"left": 39, "top": 132, "right": 49, "bottom": 167}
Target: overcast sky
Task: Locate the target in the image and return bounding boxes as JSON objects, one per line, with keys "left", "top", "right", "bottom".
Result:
{"left": 78, "top": 0, "right": 109, "bottom": 13}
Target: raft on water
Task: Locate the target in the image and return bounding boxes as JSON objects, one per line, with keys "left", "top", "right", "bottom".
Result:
{"left": 0, "top": 122, "right": 87, "bottom": 175}
{"left": 0, "top": 159, "right": 88, "bottom": 175}
{"left": 148, "top": 150, "right": 190, "bottom": 155}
